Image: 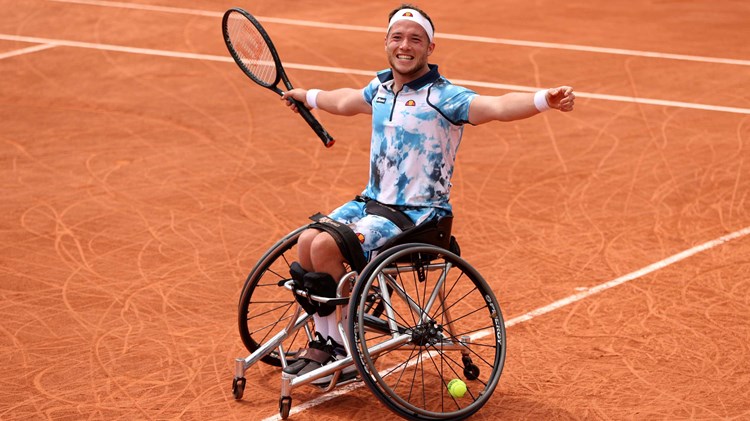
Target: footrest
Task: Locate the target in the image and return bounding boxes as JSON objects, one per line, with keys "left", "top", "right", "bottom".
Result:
{"left": 281, "top": 280, "right": 350, "bottom": 306}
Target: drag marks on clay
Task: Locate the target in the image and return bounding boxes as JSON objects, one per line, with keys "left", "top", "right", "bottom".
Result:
{"left": 3, "top": 32, "right": 750, "bottom": 116}
{"left": 1, "top": 101, "right": 259, "bottom": 418}
{"left": 44, "top": 0, "right": 750, "bottom": 67}
{"left": 2, "top": 0, "right": 750, "bottom": 419}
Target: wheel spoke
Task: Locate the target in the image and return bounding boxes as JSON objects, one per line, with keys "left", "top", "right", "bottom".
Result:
{"left": 237, "top": 227, "right": 314, "bottom": 368}
{"left": 350, "top": 244, "right": 506, "bottom": 419}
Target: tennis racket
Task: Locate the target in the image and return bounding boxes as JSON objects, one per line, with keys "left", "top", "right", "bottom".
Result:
{"left": 222, "top": 8, "right": 335, "bottom": 148}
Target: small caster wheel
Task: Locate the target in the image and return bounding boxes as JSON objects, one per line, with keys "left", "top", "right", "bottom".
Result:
{"left": 279, "top": 396, "right": 292, "bottom": 419}
{"left": 232, "top": 377, "right": 246, "bottom": 400}
{"left": 463, "top": 364, "right": 480, "bottom": 380}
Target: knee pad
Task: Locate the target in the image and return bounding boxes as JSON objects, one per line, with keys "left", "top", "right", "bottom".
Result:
{"left": 289, "top": 263, "right": 338, "bottom": 316}
{"left": 303, "top": 272, "right": 337, "bottom": 317}
{"left": 289, "top": 262, "right": 316, "bottom": 315}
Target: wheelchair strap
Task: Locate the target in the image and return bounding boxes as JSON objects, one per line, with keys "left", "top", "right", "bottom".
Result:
{"left": 309, "top": 213, "right": 368, "bottom": 273}
{"left": 357, "top": 196, "right": 416, "bottom": 232}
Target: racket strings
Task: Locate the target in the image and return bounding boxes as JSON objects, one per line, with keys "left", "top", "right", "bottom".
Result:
{"left": 226, "top": 14, "right": 277, "bottom": 86}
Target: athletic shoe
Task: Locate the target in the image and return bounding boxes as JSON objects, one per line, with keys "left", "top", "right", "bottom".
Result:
{"left": 310, "top": 336, "right": 358, "bottom": 385}
{"left": 282, "top": 332, "right": 329, "bottom": 376}
{"left": 282, "top": 334, "right": 357, "bottom": 385}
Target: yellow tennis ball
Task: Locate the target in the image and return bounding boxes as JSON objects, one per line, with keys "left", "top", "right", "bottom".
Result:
{"left": 447, "top": 378, "right": 467, "bottom": 398}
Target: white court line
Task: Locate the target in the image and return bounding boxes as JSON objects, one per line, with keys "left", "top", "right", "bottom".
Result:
{"left": 1, "top": 33, "right": 749, "bottom": 116}
{"left": 45, "top": 0, "right": 750, "bottom": 67}
{"left": 262, "top": 225, "right": 750, "bottom": 421}
{"left": 0, "top": 43, "right": 56, "bottom": 60}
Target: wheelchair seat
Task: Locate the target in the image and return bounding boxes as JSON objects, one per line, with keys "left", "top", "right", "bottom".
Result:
{"left": 378, "top": 216, "right": 460, "bottom": 256}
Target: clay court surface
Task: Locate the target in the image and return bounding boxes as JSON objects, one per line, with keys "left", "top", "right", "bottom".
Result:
{"left": 2, "top": 0, "right": 749, "bottom": 419}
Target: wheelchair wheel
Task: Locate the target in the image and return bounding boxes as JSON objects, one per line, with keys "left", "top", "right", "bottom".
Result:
{"left": 238, "top": 226, "right": 315, "bottom": 367}
{"left": 348, "top": 244, "right": 506, "bottom": 420}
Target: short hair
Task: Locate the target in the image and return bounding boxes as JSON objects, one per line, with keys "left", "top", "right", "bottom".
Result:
{"left": 387, "top": 3, "right": 435, "bottom": 34}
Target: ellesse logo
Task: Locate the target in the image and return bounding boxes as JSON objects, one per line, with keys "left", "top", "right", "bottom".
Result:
{"left": 402, "top": 11, "right": 414, "bottom": 17}
{"left": 405, "top": 100, "right": 416, "bottom": 106}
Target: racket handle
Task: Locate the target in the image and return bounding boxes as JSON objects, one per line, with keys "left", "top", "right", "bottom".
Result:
{"left": 294, "top": 100, "right": 335, "bottom": 148}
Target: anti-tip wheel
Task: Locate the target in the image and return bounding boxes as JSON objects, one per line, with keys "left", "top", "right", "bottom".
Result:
{"left": 279, "top": 396, "right": 292, "bottom": 419}
{"left": 232, "top": 377, "right": 246, "bottom": 400}
{"left": 463, "top": 364, "right": 480, "bottom": 380}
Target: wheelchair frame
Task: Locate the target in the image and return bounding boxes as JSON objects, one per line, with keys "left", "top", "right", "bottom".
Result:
{"left": 232, "top": 222, "right": 507, "bottom": 420}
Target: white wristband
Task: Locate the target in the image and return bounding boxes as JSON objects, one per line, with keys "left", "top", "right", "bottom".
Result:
{"left": 534, "top": 89, "right": 551, "bottom": 112}
{"left": 306, "top": 89, "right": 321, "bottom": 109}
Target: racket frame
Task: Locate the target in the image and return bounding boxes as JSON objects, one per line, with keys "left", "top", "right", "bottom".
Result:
{"left": 222, "top": 8, "right": 335, "bottom": 148}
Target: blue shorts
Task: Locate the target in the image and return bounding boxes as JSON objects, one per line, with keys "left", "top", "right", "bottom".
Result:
{"left": 327, "top": 199, "right": 451, "bottom": 259}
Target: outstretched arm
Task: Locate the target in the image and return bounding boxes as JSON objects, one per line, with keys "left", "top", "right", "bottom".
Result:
{"left": 281, "top": 88, "right": 372, "bottom": 116}
{"left": 468, "top": 86, "right": 575, "bottom": 125}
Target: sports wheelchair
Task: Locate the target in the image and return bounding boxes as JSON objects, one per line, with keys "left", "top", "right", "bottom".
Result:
{"left": 232, "top": 216, "right": 507, "bottom": 420}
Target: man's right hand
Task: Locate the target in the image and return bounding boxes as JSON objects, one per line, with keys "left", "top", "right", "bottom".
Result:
{"left": 281, "top": 89, "right": 309, "bottom": 113}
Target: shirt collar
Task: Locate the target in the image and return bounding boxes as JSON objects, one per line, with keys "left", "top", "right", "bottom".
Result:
{"left": 377, "top": 64, "right": 440, "bottom": 91}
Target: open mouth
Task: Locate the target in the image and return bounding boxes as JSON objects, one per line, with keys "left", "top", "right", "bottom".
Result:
{"left": 396, "top": 54, "right": 414, "bottom": 61}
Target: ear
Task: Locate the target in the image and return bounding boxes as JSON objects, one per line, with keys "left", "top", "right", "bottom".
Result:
{"left": 427, "top": 42, "right": 436, "bottom": 56}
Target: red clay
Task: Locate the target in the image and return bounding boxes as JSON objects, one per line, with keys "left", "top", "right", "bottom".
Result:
{"left": 1, "top": 0, "right": 749, "bottom": 419}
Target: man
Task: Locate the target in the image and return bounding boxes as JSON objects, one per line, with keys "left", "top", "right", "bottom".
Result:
{"left": 279, "top": 4, "right": 575, "bottom": 383}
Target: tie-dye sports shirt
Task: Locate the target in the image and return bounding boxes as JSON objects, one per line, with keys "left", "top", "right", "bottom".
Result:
{"left": 361, "top": 65, "right": 476, "bottom": 211}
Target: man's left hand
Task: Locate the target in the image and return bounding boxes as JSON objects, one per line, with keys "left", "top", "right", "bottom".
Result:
{"left": 547, "top": 86, "right": 575, "bottom": 112}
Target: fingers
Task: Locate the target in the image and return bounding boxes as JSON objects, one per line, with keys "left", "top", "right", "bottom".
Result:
{"left": 280, "top": 91, "right": 300, "bottom": 113}
{"left": 560, "top": 87, "right": 575, "bottom": 112}
{"left": 549, "top": 86, "right": 575, "bottom": 112}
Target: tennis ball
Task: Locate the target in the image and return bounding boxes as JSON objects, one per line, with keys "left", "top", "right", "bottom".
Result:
{"left": 447, "top": 378, "right": 467, "bottom": 398}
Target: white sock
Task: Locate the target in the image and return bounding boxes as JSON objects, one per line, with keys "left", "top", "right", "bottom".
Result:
{"left": 313, "top": 314, "right": 328, "bottom": 340}
{"left": 326, "top": 305, "right": 348, "bottom": 347}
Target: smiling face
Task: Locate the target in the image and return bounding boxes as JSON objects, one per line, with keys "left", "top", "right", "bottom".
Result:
{"left": 385, "top": 19, "right": 435, "bottom": 85}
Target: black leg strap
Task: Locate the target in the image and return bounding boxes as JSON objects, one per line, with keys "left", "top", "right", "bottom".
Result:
{"left": 308, "top": 213, "right": 367, "bottom": 273}
{"left": 363, "top": 199, "right": 415, "bottom": 231}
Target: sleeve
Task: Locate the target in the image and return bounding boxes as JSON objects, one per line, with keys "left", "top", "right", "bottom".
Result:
{"left": 361, "top": 77, "right": 381, "bottom": 105}
{"left": 428, "top": 82, "right": 477, "bottom": 125}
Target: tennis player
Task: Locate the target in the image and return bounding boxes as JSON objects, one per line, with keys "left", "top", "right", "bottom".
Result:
{"left": 280, "top": 3, "right": 575, "bottom": 384}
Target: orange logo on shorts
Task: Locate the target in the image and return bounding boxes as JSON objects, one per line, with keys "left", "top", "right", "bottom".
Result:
{"left": 357, "top": 233, "right": 365, "bottom": 243}
{"left": 405, "top": 100, "right": 416, "bottom": 106}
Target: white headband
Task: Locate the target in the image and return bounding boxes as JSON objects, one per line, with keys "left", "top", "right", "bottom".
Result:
{"left": 387, "top": 9, "right": 434, "bottom": 41}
